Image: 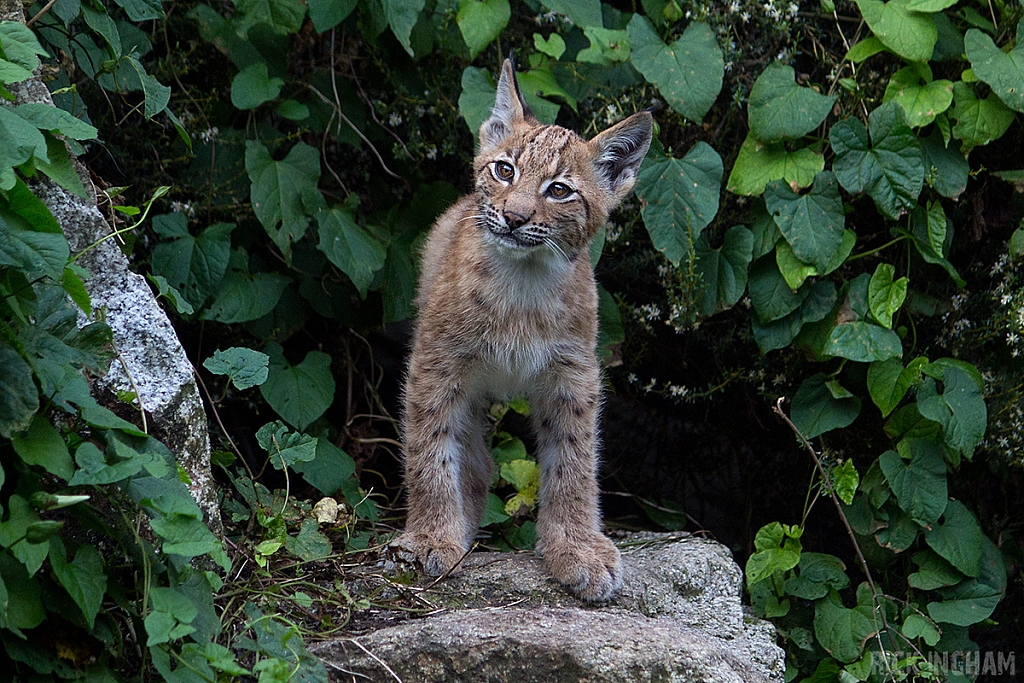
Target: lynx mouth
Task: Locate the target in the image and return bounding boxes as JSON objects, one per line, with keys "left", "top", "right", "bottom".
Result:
{"left": 488, "top": 225, "right": 543, "bottom": 249}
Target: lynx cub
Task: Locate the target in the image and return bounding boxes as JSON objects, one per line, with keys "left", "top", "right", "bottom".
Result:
{"left": 395, "top": 60, "right": 652, "bottom": 601}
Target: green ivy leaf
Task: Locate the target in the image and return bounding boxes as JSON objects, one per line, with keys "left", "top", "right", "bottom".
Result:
{"left": 834, "top": 460, "right": 859, "bottom": 505}
{"left": 0, "top": 21, "right": 47, "bottom": 73}
{"left": 745, "top": 522, "right": 802, "bottom": 586}
{"left": 245, "top": 141, "right": 326, "bottom": 261}
{"left": 830, "top": 101, "right": 923, "bottom": 220}
{"left": 533, "top": 32, "right": 566, "bottom": 59}
{"left": 784, "top": 552, "right": 850, "bottom": 599}
{"left": 879, "top": 440, "right": 947, "bottom": 526}
{"left": 0, "top": 190, "right": 69, "bottom": 282}
{"left": 231, "top": 61, "right": 284, "bottom": 110}
{"left": 457, "top": 0, "right": 511, "bottom": 59}
{"left": 260, "top": 345, "right": 335, "bottom": 430}
{"left": 636, "top": 143, "right": 723, "bottom": 266}
{"left": 151, "top": 215, "right": 233, "bottom": 309}
{"left": 694, "top": 225, "right": 753, "bottom": 316}
{"left": 284, "top": 518, "right": 332, "bottom": 561}
{"left": 49, "top": 539, "right": 106, "bottom": 629}
{"left": 792, "top": 373, "right": 861, "bottom": 438}
{"left": 145, "top": 586, "right": 198, "bottom": 646}
{"left": 202, "top": 642, "right": 251, "bottom": 676}
{"left": 867, "top": 262, "right": 908, "bottom": 328}
{"left": 950, "top": 81, "right": 1014, "bottom": 154}
{"left": 203, "top": 258, "right": 290, "bottom": 324}
{"left": 308, "top": 0, "right": 356, "bottom": 32}
{"left": 316, "top": 207, "right": 387, "bottom": 298}
{"left": 12, "top": 104, "right": 97, "bottom": 141}
{"left": 0, "top": 345, "right": 39, "bottom": 439}
{"left": 576, "top": 26, "right": 630, "bottom": 65}
{"left": 480, "top": 493, "right": 511, "bottom": 526}
{"left": 256, "top": 421, "right": 318, "bottom": 469}
{"left": 0, "top": 494, "right": 48, "bottom": 576}
{"left": 764, "top": 171, "right": 845, "bottom": 271}
{"left": 203, "top": 347, "right": 270, "bottom": 390}
{"left": 501, "top": 459, "right": 539, "bottom": 515}
{"left": 824, "top": 321, "right": 903, "bottom": 362}
{"left": 627, "top": 15, "right": 723, "bottom": 122}
{"left": 904, "top": 201, "right": 963, "bottom": 286}
{"left": 867, "top": 356, "right": 926, "bottom": 417}
{"left": 0, "top": 551, "right": 44, "bottom": 635}
{"left": 291, "top": 438, "right": 357, "bottom": 496}
{"left": 882, "top": 65, "right": 953, "bottom": 128}
{"left": 854, "top": 0, "right": 937, "bottom": 63}
{"left": 383, "top": 0, "right": 427, "bottom": 56}
{"left": 916, "top": 367, "right": 986, "bottom": 459}
{"left": 747, "top": 62, "right": 836, "bottom": 142}
{"left": 726, "top": 132, "right": 824, "bottom": 196}
{"left": 0, "top": 106, "right": 49, "bottom": 187}
{"left": 965, "top": 19, "right": 1024, "bottom": 113}
{"left": 920, "top": 127, "right": 969, "bottom": 200}
{"left": 234, "top": 0, "right": 306, "bottom": 33}
{"left": 813, "top": 589, "right": 877, "bottom": 664}
{"left": 926, "top": 500, "right": 984, "bottom": 577}
{"left": 748, "top": 255, "right": 808, "bottom": 324}
{"left": 540, "top": 0, "right": 602, "bottom": 27}
{"left": 775, "top": 229, "right": 855, "bottom": 290}
{"left": 112, "top": 0, "right": 163, "bottom": 21}
{"left": 11, "top": 414, "right": 73, "bottom": 480}
{"left": 874, "top": 499, "right": 919, "bottom": 551}
{"left": 36, "top": 135, "right": 87, "bottom": 198}
{"left": 516, "top": 66, "right": 578, "bottom": 113}
{"left": 905, "top": 0, "right": 955, "bottom": 11}
{"left": 124, "top": 56, "right": 171, "bottom": 119}
{"left": 845, "top": 36, "right": 887, "bottom": 62}
{"left": 927, "top": 579, "right": 1001, "bottom": 626}
{"left": 909, "top": 549, "right": 963, "bottom": 590}
{"left": 775, "top": 240, "right": 817, "bottom": 291}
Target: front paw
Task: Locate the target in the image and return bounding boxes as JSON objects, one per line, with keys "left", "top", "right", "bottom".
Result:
{"left": 542, "top": 533, "right": 622, "bottom": 602}
{"left": 391, "top": 532, "right": 467, "bottom": 577}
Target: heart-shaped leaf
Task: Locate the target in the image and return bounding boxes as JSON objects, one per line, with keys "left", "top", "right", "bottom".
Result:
{"left": 627, "top": 15, "right": 723, "bottom": 122}
{"left": 748, "top": 62, "right": 836, "bottom": 142}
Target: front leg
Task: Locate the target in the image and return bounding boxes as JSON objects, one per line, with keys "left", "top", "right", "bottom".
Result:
{"left": 395, "top": 356, "right": 477, "bottom": 576}
{"left": 531, "top": 353, "right": 621, "bottom": 601}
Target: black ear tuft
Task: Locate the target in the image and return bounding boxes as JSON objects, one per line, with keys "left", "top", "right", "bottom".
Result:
{"left": 589, "top": 112, "right": 654, "bottom": 206}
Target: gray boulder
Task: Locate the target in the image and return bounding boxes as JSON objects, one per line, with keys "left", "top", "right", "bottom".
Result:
{"left": 311, "top": 534, "right": 785, "bottom": 682}
{"left": 0, "top": 0, "right": 221, "bottom": 534}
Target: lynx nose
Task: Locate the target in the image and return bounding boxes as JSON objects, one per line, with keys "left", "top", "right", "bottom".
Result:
{"left": 503, "top": 210, "right": 529, "bottom": 229}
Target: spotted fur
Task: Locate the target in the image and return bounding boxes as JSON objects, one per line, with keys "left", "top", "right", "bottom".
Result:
{"left": 394, "top": 59, "right": 653, "bottom": 601}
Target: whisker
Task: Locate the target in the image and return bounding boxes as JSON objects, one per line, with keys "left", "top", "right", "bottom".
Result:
{"left": 544, "top": 237, "right": 571, "bottom": 262}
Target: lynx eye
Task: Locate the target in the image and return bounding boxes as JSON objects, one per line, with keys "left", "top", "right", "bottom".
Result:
{"left": 493, "top": 161, "right": 515, "bottom": 181}
{"left": 547, "top": 182, "right": 574, "bottom": 200}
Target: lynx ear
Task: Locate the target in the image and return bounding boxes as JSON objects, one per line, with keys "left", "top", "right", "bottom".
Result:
{"left": 479, "top": 59, "right": 535, "bottom": 150}
{"left": 589, "top": 112, "right": 654, "bottom": 207}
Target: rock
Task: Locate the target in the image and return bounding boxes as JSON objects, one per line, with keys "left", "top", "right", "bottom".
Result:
{"left": 311, "top": 534, "right": 785, "bottom": 682}
{"left": 0, "top": 0, "right": 222, "bottom": 534}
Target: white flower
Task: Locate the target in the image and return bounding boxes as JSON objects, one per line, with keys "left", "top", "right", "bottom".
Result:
{"left": 425, "top": 146, "right": 437, "bottom": 160}
{"left": 388, "top": 113, "right": 403, "bottom": 127}
{"left": 741, "top": 10, "right": 751, "bottom": 21}
{"left": 200, "top": 127, "right": 219, "bottom": 143}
